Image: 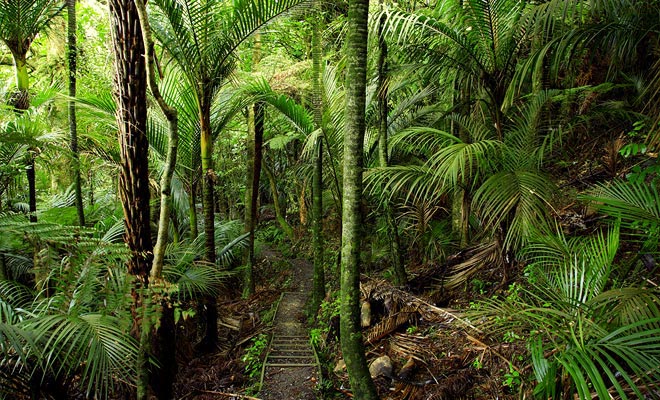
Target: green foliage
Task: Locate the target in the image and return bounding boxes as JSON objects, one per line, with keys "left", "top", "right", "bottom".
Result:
{"left": 0, "top": 214, "right": 140, "bottom": 398}
{"left": 470, "top": 226, "right": 660, "bottom": 399}
{"left": 583, "top": 179, "right": 660, "bottom": 253}
{"left": 242, "top": 333, "right": 269, "bottom": 379}
{"left": 0, "top": 0, "right": 64, "bottom": 61}
{"left": 258, "top": 222, "right": 286, "bottom": 244}
{"left": 502, "top": 363, "right": 521, "bottom": 389}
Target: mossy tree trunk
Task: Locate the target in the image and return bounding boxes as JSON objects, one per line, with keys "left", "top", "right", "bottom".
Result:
{"left": 244, "top": 34, "right": 263, "bottom": 297}
{"left": 200, "top": 97, "right": 218, "bottom": 349}
{"left": 67, "top": 0, "right": 85, "bottom": 227}
{"left": 377, "top": 4, "right": 406, "bottom": 285}
{"left": 189, "top": 179, "right": 199, "bottom": 239}
{"left": 244, "top": 101, "right": 264, "bottom": 296}
{"left": 340, "top": 0, "right": 379, "bottom": 396}
{"left": 310, "top": 1, "right": 325, "bottom": 315}
{"left": 135, "top": 1, "right": 179, "bottom": 396}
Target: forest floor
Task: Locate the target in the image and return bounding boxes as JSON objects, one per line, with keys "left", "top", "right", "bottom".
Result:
{"left": 171, "top": 243, "right": 521, "bottom": 400}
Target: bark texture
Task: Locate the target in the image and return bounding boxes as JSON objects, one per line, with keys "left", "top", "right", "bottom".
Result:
{"left": 310, "top": 5, "right": 325, "bottom": 314}
{"left": 134, "top": 1, "right": 179, "bottom": 398}
{"left": 109, "top": 0, "right": 153, "bottom": 281}
{"left": 377, "top": 7, "right": 406, "bottom": 285}
{"left": 340, "top": 0, "right": 379, "bottom": 396}
{"left": 243, "top": 101, "right": 263, "bottom": 297}
{"left": 67, "top": 0, "right": 85, "bottom": 227}
{"left": 200, "top": 99, "right": 218, "bottom": 349}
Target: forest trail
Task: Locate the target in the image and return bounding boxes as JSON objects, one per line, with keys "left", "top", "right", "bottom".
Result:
{"left": 259, "top": 258, "right": 319, "bottom": 399}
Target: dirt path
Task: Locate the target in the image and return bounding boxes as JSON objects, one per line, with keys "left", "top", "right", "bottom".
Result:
{"left": 259, "top": 259, "right": 318, "bottom": 400}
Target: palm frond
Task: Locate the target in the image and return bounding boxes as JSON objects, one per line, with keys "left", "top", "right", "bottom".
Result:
{"left": 584, "top": 180, "right": 660, "bottom": 225}
{"left": 0, "top": 0, "right": 64, "bottom": 56}
{"left": 474, "top": 171, "right": 557, "bottom": 251}
{"left": 164, "top": 262, "right": 232, "bottom": 299}
{"left": 26, "top": 313, "right": 139, "bottom": 398}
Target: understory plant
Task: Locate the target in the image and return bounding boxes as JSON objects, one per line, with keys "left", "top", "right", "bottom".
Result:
{"left": 0, "top": 214, "right": 139, "bottom": 398}
{"left": 0, "top": 212, "right": 246, "bottom": 398}
{"left": 470, "top": 224, "right": 660, "bottom": 399}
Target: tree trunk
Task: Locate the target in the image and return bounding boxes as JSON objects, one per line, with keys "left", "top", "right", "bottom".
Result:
{"left": 109, "top": 0, "right": 152, "bottom": 279}
{"left": 108, "top": 2, "right": 153, "bottom": 397}
{"left": 340, "top": 0, "right": 379, "bottom": 395}
{"left": 13, "top": 54, "right": 30, "bottom": 101}
{"left": 451, "top": 81, "right": 470, "bottom": 247}
{"left": 243, "top": 34, "right": 263, "bottom": 297}
{"left": 135, "top": 0, "right": 179, "bottom": 281}
{"left": 189, "top": 179, "right": 199, "bottom": 239}
{"left": 243, "top": 101, "right": 263, "bottom": 297}
{"left": 199, "top": 100, "right": 218, "bottom": 349}
{"left": 263, "top": 163, "right": 294, "bottom": 240}
{"left": 10, "top": 53, "right": 35, "bottom": 222}
{"left": 310, "top": 5, "right": 325, "bottom": 315}
{"left": 67, "top": 0, "right": 85, "bottom": 227}
{"left": 134, "top": 1, "right": 179, "bottom": 397}
{"left": 26, "top": 158, "right": 37, "bottom": 223}
{"left": 377, "top": 7, "right": 406, "bottom": 285}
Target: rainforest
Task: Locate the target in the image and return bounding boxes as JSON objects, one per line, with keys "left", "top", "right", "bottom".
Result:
{"left": 1, "top": 0, "right": 659, "bottom": 399}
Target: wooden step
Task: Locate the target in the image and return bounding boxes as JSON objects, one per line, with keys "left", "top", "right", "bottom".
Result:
{"left": 266, "top": 363, "right": 316, "bottom": 367}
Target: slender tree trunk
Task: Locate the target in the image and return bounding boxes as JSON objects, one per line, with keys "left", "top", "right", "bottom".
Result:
{"left": 263, "top": 163, "right": 294, "bottom": 240}
{"left": 108, "top": 1, "right": 153, "bottom": 397}
{"left": 189, "top": 180, "right": 199, "bottom": 239}
{"left": 243, "top": 34, "right": 263, "bottom": 297}
{"left": 310, "top": 5, "right": 325, "bottom": 314}
{"left": 200, "top": 100, "right": 218, "bottom": 349}
{"left": 67, "top": 0, "right": 85, "bottom": 227}
{"left": 451, "top": 81, "right": 470, "bottom": 247}
{"left": 243, "top": 101, "right": 263, "bottom": 296}
{"left": 0, "top": 253, "right": 7, "bottom": 281}
{"left": 135, "top": 0, "right": 179, "bottom": 281}
{"left": 10, "top": 53, "right": 35, "bottom": 222}
{"left": 340, "top": 0, "right": 378, "bottom": 396}
{"left": 26, "top": 158, "right": 37, "bottom": 222}
{"left": 377, "top": 7, "right": 406, "bottom": 285}
{"left": 135, "top": 1, "right": 179, "bottom": 397}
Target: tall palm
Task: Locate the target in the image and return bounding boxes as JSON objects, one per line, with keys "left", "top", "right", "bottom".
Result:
{"left": 367, "top": 89, "right": 564, "bottom": 287}
{"left": 380, "top": 0, "right": 529, "bottom": 138}
{"left": 149, "top": 0, "right": 304, "bottom": 346}
{"left": 340, "top": 0, "right": 379, "bottom": 395}
{"left": 374, "top": 0, "right": 531, "bottom": 250}
{"left": 0, "top": 0, "right": 63, "bottom": 222}
{"left": 0, "top": 0, "right": 62, "bottom": 106}
{"left": 148, "top": 70, "right": 252, "bottom": 241}
{"left": 150, "top": 0, "right": 304, "bottom": 269}
{"left": 67, "top": 0, "right": 85, "bottom": 227}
